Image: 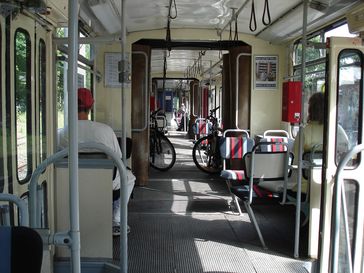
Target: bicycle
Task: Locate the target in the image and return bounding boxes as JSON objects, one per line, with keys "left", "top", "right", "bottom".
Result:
{"left": 149, "top": 108, "right": 176, "bottom": 171}
{"left": 192, "top": 106, "right": 222, "bottom": 174}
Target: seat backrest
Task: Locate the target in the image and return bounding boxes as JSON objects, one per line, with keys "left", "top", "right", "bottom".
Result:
{"left": 244, "top": 150, "right": 290, "bottom": 180}
{"left": 244, "top": 141, "right": 293, "bottom": 184}
{"left": 219, "top": 134, "right": 254, "bottom": 171}
{"left": 0, "top": 226, "right": 43, "bottom": 273}
{"left": 219, "top": 136, "right": 254, "bottom": 160}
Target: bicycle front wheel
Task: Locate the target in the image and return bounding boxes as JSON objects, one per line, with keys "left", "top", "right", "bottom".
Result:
{"left": 150, "top": 133, "right": 176, "bottom": 171}
{"left": 192, "top": 135, "right": 222, "bottom": 174}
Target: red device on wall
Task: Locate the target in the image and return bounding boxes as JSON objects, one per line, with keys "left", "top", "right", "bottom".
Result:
{"left": 282, "top": 81, "right": 302, "bottom": 123}
{"left": 150, "top": 96, "right": 156, "bottom": 112}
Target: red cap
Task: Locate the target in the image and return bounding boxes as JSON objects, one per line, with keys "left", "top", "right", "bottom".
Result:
{"left": 78, "top": 88, "right": 94, "bottom": 110}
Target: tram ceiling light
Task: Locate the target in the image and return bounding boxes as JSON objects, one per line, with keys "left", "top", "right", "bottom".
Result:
{"left": 88, "top": 0, "right": 121, "bottom": 34}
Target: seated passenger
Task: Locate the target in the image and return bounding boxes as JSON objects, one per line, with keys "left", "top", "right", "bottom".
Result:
{"left": 292, "top": 92, "right": 349, "bottom": 191}
{"left": 58, "top": 88, "right": 136, "bottom": 236}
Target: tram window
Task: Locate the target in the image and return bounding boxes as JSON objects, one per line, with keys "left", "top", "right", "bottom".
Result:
{"left": 56, "top": 51, "right": 66, "bottom": 130}
{"left": 294, "top": 34, "right": 325, "bottom": 65}
{"left": 40, "top": 181, "right": 48, "bottom": 228}
{"left": 0, "top": 27, "right": 3, "bottom": 192}
{"left": 337, "top": 180, "right": 359, "bottom": 272}
{"left": 56, "top": 54, "right": 94, "bottom": 131}
{"left": 15, "top": 30, "right": 32, "bottom": 183}
{"left": 336, "top": 50, "right": 362, "bottom": 166}
{"left": 39, "top": 39, "right": 47, "bottom": 162}
{"left": 293, "top": 22, "right": 355, "bottom": 122}
{"left": 79, "top": 32, "right": 91, "bottom": 60}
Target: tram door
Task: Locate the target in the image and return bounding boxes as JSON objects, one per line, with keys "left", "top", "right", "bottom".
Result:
{"left": 4, "top": 13, "right": 49, "bottom": 226}
{"left": 319, "top": 37, "right": 364, "bottom": 273}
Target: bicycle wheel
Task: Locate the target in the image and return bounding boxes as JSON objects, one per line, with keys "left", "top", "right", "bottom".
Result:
{"left": 150, "top": 132, "right": 176, "bottom": 171}
{"left": 192, "top": 135, "right": 222, "bottom": 174}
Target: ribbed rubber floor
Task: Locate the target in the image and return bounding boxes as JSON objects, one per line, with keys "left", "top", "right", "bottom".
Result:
{"left": 113, "top": 131, "right": 311, "bottom": 273}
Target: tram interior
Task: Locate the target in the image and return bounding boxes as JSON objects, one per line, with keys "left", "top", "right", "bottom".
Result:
{"left": 1, "top": 0, "right": 364, "bottom": 273}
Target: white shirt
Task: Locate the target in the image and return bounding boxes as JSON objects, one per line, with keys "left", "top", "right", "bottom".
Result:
{"left": 58, "top": 120, "right": 121, "bottom": 155}
{"left": 58, "top": 120, "right": 135, "bottom": 192}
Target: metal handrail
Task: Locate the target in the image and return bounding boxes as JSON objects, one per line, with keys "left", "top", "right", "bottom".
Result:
{"left": 0, "top": 193, "right": 28, "bottom": 226}
{"left": 263, "top": 129, "right": 290, "bottom": 138}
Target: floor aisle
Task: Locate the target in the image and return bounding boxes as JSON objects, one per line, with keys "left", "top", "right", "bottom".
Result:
{"left": 117, "top": 131, "right": 311, "bottom": 273}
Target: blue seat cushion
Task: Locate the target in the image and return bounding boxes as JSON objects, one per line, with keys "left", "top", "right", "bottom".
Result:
{"left": 0, "top": 226, "right": 11, "bottom": 273}
{"left": 220, "top": 170, "right": 245, "bottom": 180}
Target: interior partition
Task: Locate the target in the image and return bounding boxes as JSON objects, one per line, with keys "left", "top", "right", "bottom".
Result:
{"left": 131, "top": 44, "right": 151, "bottom": 186}
{"left": 222, "top": 46, "right": 251, "bottom": 130}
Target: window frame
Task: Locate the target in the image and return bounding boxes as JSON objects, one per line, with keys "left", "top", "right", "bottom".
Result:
{"left": 14, "top": 28, "right": 32, "bottom": 184}
{"left": 335, "top": 49, "right": 364, "bottom": 166}
{"left": 38, "top": 38, "right": 47, "bottom": 163}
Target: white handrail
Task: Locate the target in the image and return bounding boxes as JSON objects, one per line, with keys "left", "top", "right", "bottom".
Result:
{"left": 263, "top": 130, "right": 290, "bottom": 138}
{"left": 0, "top": 193, "right": 28, "bottom": 226}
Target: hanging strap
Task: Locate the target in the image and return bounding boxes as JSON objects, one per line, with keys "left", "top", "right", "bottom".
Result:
{"left": 229, "top": 20, "right": 232, "bottom": 40}
{"left": 249, "top": 0, "right": 257, "bottom": 32}
{"left": 234, "top": 16, "right": 239, "bottom": 40}
{"left": 262, "top": 0, "right": 271, "bottom": 26}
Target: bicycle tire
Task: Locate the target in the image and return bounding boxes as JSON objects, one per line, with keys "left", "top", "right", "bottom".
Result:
{"left": 192, "top": 135, "right": 222, "bottom": 174}
{"left": 150, "top": 132, "right": 176, "bottom": 171}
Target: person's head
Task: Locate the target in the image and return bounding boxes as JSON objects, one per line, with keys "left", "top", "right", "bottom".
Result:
{"left": 78, "top": 88, "right": 94, "bottom": 117}
{"left": 307, "top": 92, "right": 324, "bottom": 124}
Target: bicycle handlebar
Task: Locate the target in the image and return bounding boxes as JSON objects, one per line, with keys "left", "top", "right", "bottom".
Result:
{"left": 151, "top": 108, "right": 164, "bottom": 118}
{"left": 210, "top": 106, "right": 220, "bottom": 114}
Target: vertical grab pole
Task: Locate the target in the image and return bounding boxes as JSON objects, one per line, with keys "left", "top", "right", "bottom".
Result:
{"left": 294, "top": 0, "right": 308, "bottom": 259}
{"left": 120, "top": 0, "right": 128, "bottom": 271}
{"left": 120, "top": 0, "right": 127, "bottom": 165}
{"left": 67, "top": 0, "right": 81, "bottom": 272}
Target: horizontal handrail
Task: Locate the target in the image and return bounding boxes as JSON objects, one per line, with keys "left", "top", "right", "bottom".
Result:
{"left": 0, "top": 193, "right": 28, "bottom": 226}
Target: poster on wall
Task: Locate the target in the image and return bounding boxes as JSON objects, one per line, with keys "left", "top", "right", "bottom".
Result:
{"left": 254, "top": 55, "right": 278, "bottom": 90}
{"left": 104, "top": 53, "right": 130, "bottom": 88}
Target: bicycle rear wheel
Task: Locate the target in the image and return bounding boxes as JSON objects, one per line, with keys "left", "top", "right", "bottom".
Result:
{"left": 150, "top": 133, "right": 176, "bottom": 171}
{"left": 192, "top": 135, "right": 222, "bottom": 174}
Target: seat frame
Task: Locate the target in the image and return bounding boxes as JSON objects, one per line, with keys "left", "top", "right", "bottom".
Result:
{"left": 219, "top": 129, "right": 251, "bottom": 214}
{"left": 230, "top": 140, "right": 292, "bottom": 249}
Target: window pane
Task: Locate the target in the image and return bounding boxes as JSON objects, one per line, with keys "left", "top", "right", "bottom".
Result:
{"left": 336, "top": 50, "right": 362, "bottom": 165}
{"left": 56, "top": 52, "right": 66, "bottom": 131}
{"left": 337, "top": 180, "right": 359, "bottom": 272}
{"left": 15, "top": 30, "right": 32, "bottom": 182}
{"left": 39, "top": 39, "right": 47, "bottom": 162}
{"left": 79, "top": 32, "right": 91, "bottom": 60}
{"left": 293, "top": 23, "right": 354, "bottom": 124}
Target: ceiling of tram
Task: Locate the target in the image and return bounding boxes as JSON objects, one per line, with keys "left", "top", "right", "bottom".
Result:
{"left": 47, "top": 0, "right": 363, "bottom": 79}
{"left": 151, "top": 49, "right": 226, "bottom": 79}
